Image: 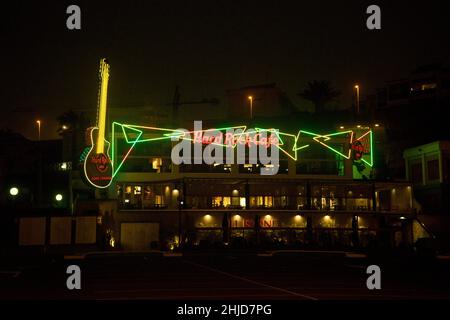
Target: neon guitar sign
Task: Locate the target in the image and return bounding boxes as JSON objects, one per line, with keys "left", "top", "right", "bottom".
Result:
{"left": 83, "top": 58, "right": 113, "bottom": 188}
{"left": 81, "top": 59, "right": 374, "bottom": 188}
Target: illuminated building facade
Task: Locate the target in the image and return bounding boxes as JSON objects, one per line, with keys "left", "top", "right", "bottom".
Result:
{"left": 73, "top": 64, "right": 428, "bottom": 250}
{"left": 403, "top": 141, "right": 450, "bottom": 248}
{"left": 82, "top": 121, "right": 429, "bottom": 251}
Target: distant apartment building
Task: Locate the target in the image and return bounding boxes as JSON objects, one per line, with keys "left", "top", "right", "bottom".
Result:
{"left": 373, "top": 64, "right": 450, "bottom": 110}
{"left": 404, "top": 141, "right": 450, "bottom": 214}
{"left": 365, "top": 65, "right": 450, "bottom": 181}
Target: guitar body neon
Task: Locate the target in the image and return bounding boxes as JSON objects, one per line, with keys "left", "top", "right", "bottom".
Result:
{"left": 83, "top": 126, "right": 113, "bottom": 188}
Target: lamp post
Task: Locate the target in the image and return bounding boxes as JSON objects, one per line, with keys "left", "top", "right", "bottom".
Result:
{"left": 9, "top": 187, "right": 19, "bottom": 197}
{"left": 173, "top": 188, "right": 182, "bottom": 248}
{"left": 9, "top": 187, "right": 19, "bottom": 211}
{"left": 36, "top": 120, "right": 41, "bottom": 141}
{"left": 36, "top": 120, "right": 42, "bottom": 206}
{"left": 354, "top": 85, "right": 360, "bottom": 115}
{"left": 248, "top": 96, "right": 253, "bottom": 119}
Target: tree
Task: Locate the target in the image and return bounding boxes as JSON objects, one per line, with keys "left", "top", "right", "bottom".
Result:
{"left": 57, "top": 110, "right": 80, "bottom": 136}
{"left": 298, "top": 80, "right": 341, "bottom": 113}
{"left": 57, "top": 110, "right": 89, "bottom": 163}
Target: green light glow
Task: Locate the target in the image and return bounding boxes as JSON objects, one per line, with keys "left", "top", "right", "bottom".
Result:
{"left": 255, "top": 128, "right": 298, "bottom": 160}
{"left": 111, "top": 122, "right": 143, "bottom": 178}
{"left": 312, "top": 130, "right": 353, "bottom": 159}
{"left": 106, "top": 123, "right": 374, "bottom": 183}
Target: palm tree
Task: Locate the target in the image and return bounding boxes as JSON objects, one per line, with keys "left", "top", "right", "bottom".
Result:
{"left": 57, "top": 110, "right": 88, "bottom": 163}
{"left": 57, "top": 110, "right": 80, "bottom": 135}
{"left": 298, "top": 80, "right": 341, "bottom": 113}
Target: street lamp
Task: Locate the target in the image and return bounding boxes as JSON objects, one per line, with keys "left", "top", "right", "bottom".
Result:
{"left": 248, "top": 96, "right": 253, "bottom": 119}
{"left": 9, "top": 187, "right": 19, "bottom": 196}
{"left": 173, "top": 188, "right": 182, "bottom": 247}
{"left": 354, "top": 85, "right": 360, "bottom": 115}
{"left": 10, "top": 187, "right": 19, "bottom": 208}
{"left": 36, "top": 120, "right": 41, "bottom": 141}
{"left": 55, "top": 194, "right": 63, "bottom": 202}
{"left": 9, "top": 187, "right": 19, "bottom": 209}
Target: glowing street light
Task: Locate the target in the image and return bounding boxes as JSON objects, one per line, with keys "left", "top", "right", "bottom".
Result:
{"left": 248, "top": 96, "right": 253, "bottom": 119}
{"left": 9, "top": 187, "right": 19, "bottom": 196}
{"left": 36, "top": 120, "right": 41, "bottom": 141}
{"left": 354, "top": 85, "right": 360, "bottom": 115}
{"left": 55, "top": 194, "right": 63, "bottom": 202}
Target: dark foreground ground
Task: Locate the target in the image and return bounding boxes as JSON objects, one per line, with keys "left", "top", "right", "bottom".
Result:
{"left": 1, "top": 250, "right": 450, "bottom": 300}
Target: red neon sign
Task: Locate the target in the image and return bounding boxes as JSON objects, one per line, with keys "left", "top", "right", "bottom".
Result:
{"left": 193, "top": 131, "right": 280, "bottom": 148}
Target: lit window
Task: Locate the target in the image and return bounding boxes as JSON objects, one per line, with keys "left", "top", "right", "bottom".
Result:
{"left": 222, "top": 197, "right": 231, "bottom": 207}
{"left": 239, "top": 197, "right": 246, "bottom": 208}
{"left": 421, "top": 83, "right": 437, "bottom": 91}
{"left": 134, "top": 186, "right": 142, "bottom": 195}
{"left": 212, "top": 196, "right": 231, "bottom": 207}
{"left": 212, "top": 196, "right": 222, "bottom": 207}
{"left": 116, "top": 184, "right": 123, "bottom": 197}
{"left": 144, "top": 186, "right": 152, "bottom": 200}
{"left": 155, "top": 195, "right": 163, "bottom": 205}
{"left": 152, "top": 157, "right": 162, "bottom": 170}
{"left": 264, "top": 196, "right": 273, "bottom": 207}
{"left": 257, "top": 196, "right": 264, "bottom": 206}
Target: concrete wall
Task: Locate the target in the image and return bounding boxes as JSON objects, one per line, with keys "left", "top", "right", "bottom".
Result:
{"left": 50, "top": 217, "right": 72, "bottom": 245}
{"left": 76, "top": 216, "right": 97, "bottom": 244}
{"left": 19, "top": 217, "right": 46, "bottom": 246}
{"left": 120, "top": 222, "right": 159, "bottom": 251}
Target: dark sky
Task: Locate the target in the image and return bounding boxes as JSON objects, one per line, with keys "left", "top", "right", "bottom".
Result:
{"left": 1, "top": 0, "right": 449, "bottom": 140}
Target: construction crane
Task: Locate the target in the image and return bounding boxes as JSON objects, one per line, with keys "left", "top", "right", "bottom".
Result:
{"left": 169, "top": 85, "right": 219, "bottom": 125}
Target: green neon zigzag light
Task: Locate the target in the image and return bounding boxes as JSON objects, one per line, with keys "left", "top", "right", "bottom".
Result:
{"left": 355, "top": 129, "right": 373, "bottom": 167}
{"left": 109, "top": 122, "right": 374, "bottom": 179}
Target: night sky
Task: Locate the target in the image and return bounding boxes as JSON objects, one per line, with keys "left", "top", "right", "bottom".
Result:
{"left": 1, "top": 0, "right": 449, "bottom": 140}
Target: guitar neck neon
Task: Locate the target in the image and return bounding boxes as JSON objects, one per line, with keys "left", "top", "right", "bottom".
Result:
{"left": 96, "top": 59, "right": 110, "bottom": 154}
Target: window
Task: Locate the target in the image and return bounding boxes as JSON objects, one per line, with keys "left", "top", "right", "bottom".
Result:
{"left": 411, "top": 163, "right": 423, "bottom": 184}
{"left": 264, "top": 196, "right": 273, "bottom": 207}
{"left": 116, "top": 184, "right": 123, "bottom": 197}
{"left": 421, "top": 83, "right": 437, "bottom": 91}
{"left": 144, "top": 186, "right": 152, "bottom": 200}
{"left": 427, "top": 159, "right": 439, "bottom": 181}
{"left": 134, "top": 186, "right": 142, "bottom": 195}
{"left": 151, "top": 157, "right": 162, "bottom": 172}
{"left": 155, "top": 195, "right": 164, "bottom": 205}
{"left": 239, "top": 197, "right": 246, "bottom": 208}
{"left": 249, "top": 196, "right": 273, "bottom": 208}
{"left": 297, "top": 197, "right": 306, "bottom": 209}
{"left": 211, "top": 196, "right": 231, "bottom": 208}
